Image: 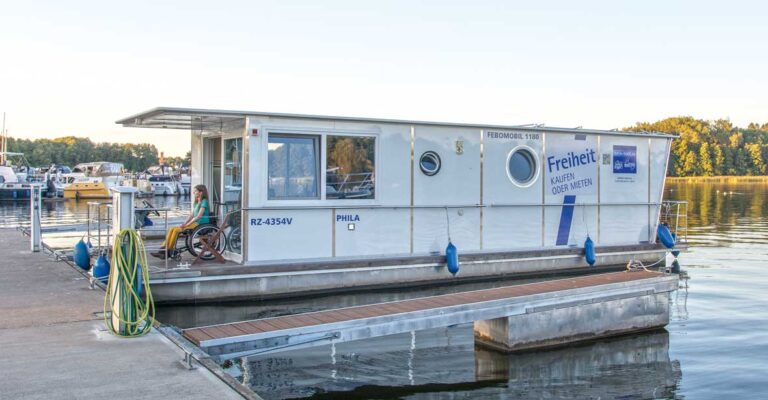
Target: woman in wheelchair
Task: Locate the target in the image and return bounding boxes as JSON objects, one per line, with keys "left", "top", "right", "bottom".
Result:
{"left": 151, "top": 184, "right": 211, "bottom": 259}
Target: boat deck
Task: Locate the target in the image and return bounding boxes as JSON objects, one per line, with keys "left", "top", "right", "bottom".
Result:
{"left": 153, "top": 243, "right": 668, "bottom": 279}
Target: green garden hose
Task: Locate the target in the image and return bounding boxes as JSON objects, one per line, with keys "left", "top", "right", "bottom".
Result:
{"left": 104, "top": 229, "right": 155, "bottom": 337}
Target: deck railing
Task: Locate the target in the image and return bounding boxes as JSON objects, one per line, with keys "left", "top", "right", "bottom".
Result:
{"left": 87, "top": 201, "right": 174, "bottom": 270}
{"left": 660, "top": 200, "right": 688, "bottom": 244}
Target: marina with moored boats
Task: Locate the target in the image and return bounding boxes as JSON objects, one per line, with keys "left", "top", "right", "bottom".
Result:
{"left": 3, "top": 107, "right": 692, "bottom": 400}
{"left": 0, "top": 158, "right": 191, "bottom": 201}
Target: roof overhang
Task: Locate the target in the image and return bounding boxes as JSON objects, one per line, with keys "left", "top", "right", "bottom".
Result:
{"left": 117, "top": 107, "right": 678, "bottom": 139}
{"left": 116, "top": 107, "right": 247, "bottom": 130}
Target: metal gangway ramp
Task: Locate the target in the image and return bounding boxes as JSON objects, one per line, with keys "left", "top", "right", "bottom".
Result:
{"left": 182, "top": 270, "right": 677, "bottom": 361}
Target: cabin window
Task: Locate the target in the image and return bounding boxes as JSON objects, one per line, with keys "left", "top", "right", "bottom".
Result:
{"left": 507, "top": 147, "right": 537, "bottom": 186}
{"left": 419, "top": 151, "right": 441, "bottom": 176}
{"left": 326, "top": 135, "right": 375, "bottom": 200}
{"left": 268, "top": 135, "right": 320, "bottom": 200}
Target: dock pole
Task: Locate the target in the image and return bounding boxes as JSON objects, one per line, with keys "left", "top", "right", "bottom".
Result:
{"left": 110, "top": 187, "right": 138, "bottom": 335}
{"left": 30, "top": 184, "right": 42, "bottom": 252}
{"left": 112, "top": 187, "right": 137, "bottom": 232}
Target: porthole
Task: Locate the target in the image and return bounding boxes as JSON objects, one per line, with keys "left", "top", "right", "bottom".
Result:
{"left": 506, "top": 146, "right": 538, "bottom": 187}
{"left": 419, "top": 151, "right": 441, "bottom": 176}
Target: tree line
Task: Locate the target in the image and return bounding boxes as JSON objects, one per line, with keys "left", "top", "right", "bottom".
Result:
{"left": 6, "top": 136, "right": 190, "bottom": 172}
{"left": 627, "top": 117, "right": 768, "bottom": 176}
{"left": 6, "top": 118, "right": 768, "bottom": 177}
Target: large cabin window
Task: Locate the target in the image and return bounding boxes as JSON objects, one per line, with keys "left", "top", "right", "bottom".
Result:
{"left": 268, "top": 135, "right": 320, "bottom": 200}
{"left": 326, "top": 135, "right": 375, "bottom": 200}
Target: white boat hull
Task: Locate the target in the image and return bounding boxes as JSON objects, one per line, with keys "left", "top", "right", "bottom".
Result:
{"left": 151, "top": 182, "right": 179, "bottom": 196}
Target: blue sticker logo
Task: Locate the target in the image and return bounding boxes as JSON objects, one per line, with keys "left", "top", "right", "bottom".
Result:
{"left": 613, "top": 145, "right": 637, "bottom": 174}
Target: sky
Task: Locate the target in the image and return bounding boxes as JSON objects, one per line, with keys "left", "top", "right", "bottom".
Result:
{"left": 1, "top": 0, "right": 766, "bottom": 156}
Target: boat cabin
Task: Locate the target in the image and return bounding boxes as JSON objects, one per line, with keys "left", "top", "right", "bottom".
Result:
{"left": 118, "top": 108, "right": 674, "bottom": 266}
{"left": 73, "top": 162, "right": 124, "bottom": 177}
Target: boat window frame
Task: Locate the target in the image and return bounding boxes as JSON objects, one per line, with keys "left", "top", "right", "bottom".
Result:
{"left": 266, "top": 133, "right": 322, "bottom": 201}
{"left": 418, "top": 151, "right": 441, "bottom": 176}
{"left": 325, "top": 133, "right": 377, "bottom": 201}
{"left": 505, "top": 145, "right": 540, "bottom": 188}
{"left": 262, "top": 126, "right": 380, "bottom": 206}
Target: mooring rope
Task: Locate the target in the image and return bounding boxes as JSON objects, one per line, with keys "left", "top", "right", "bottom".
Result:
{"left": 626, "top": 253, "right": 668, "bottom": 272}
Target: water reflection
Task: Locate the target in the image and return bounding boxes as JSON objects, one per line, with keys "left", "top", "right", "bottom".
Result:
{"left": 232, "top": 328, "right": 680, "bottom": 399}
{"left": 666, "top": 181, "right": 768, "bottom": 246}
{"left": 3, "top": 182, "right": 762, "bottom": 398}
{"left": 0, "top": 196, "right": 189, "bottom": 249}
{"left": 0, "top": 196, "right": 189, "bottom": 229}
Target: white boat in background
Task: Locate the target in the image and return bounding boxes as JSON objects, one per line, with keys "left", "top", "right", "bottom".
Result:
{"left": 178, "top": 168, "right": 191, "bottom": 195}
{"left": 146, "top": 164, "right": 184, "bottom": 196}
{"left": 63, "top": 162, "right": 125, "bottom": 199}
{"left": 120, "top": 174, "right": 154, "bottom": 197}
{"left": 148, "top": 175, "right": 180, "bottom": 196}
{"left": 0, "top": 152, "right": 46, "bottom": 199}
{"left": 0, "top": 165, "right": 35, "bottom": 200}
{"left": 42, "top": 165, "right": 84, "bottom": 197}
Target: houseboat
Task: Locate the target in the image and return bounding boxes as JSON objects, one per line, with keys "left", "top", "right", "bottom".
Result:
{"left": 118, "top": 107, "right": 679, "bottom": 303}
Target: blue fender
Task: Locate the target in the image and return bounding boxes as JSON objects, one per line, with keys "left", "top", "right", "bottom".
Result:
{"left": 584, "top": 236, "right": 596, "bottom": 266}
{"left": 92, "top": 253, "right": 110, "bottom": 282}
{"left": 73, "top": 239, "right": 91, "bottom": 270}
{"left": 657, "top": 224, "right": 676, "bottom": 249}
{"left": 446, "top": 242, "right": 459, "bottom": 276}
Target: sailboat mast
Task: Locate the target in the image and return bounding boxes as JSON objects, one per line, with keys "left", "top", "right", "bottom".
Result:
{"left": 1, "top": 112, "right": 6, "bottom": 165}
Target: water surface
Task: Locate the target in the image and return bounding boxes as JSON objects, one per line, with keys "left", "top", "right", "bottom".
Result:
{"left": 4, "top": 183, "right": 767, "bottom": 399}
{"left": 217, "top": 181, "right": 768, "bottom": 399}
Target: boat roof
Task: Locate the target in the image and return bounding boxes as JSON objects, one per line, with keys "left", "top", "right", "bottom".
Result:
{"left": 117, "top": 106, "right": 677, "bottom": 139}
{"left": 74, "top": 162, "right": 123, "bottom": 167}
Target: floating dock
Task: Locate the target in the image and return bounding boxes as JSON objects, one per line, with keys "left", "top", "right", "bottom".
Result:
{"left": 183, "top": 270, "right": 677, "bottom": 361}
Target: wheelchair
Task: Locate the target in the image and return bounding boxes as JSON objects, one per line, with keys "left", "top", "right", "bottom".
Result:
{"left": 167, "top": 218, "right": 227, "bottom": 261}
{"left": 139, "top": 200, "right": 227, "bottom": 262}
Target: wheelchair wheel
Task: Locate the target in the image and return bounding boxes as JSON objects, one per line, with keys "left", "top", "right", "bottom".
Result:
{"left": 227, "top": 226, "right": 241, "bottom": 253}
{"left": 187, "top": 224, "right": 227, "bottom": 260}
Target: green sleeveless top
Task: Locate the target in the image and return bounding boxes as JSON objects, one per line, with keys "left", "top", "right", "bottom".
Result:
{"left": 193, "top": 199, "right": 211, "bottom": 224}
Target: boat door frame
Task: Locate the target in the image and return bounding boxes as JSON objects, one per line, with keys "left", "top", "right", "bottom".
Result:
{"left": 197, "top": 119, "right": 247, "bottom": 264}
{"left": 221, "top": 125, "right": 246, "bottom": 264}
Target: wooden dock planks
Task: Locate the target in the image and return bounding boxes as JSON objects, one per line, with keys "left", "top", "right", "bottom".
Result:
{"left": 182, "top": 270, "right": 662, "bottom": 346}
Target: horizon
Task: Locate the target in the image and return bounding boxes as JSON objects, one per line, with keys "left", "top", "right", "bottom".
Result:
{"left": 2, "top": 1, "right": 766, "bottom": 157}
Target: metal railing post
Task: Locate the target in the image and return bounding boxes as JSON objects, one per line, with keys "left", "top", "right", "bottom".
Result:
{"left": 29, "top": 185, "right": 42, "bottom": 252}
{"left": 86, "top": 202, "right": 91, "bottom": 245}
{"left": 106, "top": 204, "right": 112, "bottom": 247}
{"left": 97, "top": 203, "right": 102, "bottom": 251}
{"left": 164, "top": 210, "right": 169, "bottom": 270}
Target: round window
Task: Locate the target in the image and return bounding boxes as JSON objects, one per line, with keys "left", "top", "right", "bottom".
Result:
{"left": 419, "top": 151, "right": 441, "bottom": 176}
{"left": 506, "top": 147, "right": 537, "bottom": 186}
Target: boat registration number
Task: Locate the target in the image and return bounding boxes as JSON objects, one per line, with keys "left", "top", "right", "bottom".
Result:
{"left": 251, "top": 217, "right": 293, "bottom": 226}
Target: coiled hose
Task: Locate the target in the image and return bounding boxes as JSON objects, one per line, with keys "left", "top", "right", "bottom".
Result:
{"left": 104, "top": 229, "right": 155, "bottom": 337}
